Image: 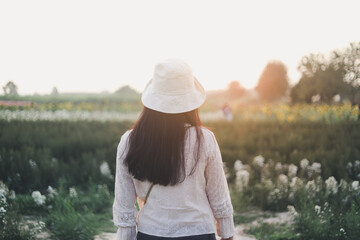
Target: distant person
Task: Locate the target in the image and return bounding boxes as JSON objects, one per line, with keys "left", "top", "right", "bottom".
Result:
{"left": 221, "top": 103, "right": 233, "bottom": 122}
{"left": 113, "top": 59, "right": 234, "bottom": 240}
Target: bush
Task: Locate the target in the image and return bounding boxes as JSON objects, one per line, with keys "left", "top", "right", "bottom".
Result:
{"left": 46, "top": 183, "right": 97, "bottom": 240}
{"left": 1, "top": 120, "right": 359, "bottom": 194}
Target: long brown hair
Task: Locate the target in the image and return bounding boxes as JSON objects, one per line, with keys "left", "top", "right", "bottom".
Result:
{"left": 124, "top": 107, "right": 203, "bottom": 186}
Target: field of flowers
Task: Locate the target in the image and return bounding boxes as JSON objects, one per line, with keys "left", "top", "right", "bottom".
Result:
{"left": 0, "top": 103, "right": 358, "bottom": 123}
{"left": 0, "top": 108, "right": 359, "bottom": 239}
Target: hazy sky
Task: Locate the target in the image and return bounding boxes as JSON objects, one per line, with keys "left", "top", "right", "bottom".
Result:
{"left": 0, "top": 0, "right": 359, "bottom": 95}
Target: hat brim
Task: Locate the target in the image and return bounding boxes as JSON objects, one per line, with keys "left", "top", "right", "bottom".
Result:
{"left": 141, "top": 77, "right": 206, "bottom": 114}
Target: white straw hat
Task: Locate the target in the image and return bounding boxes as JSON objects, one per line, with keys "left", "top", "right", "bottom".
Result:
{"left": 141, "top": 59, "right": 206, "bottom": 114}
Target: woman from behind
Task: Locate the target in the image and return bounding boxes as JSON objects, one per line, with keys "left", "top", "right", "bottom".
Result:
{"left": 113, "top": 59, "right": 234, "bottom": 240}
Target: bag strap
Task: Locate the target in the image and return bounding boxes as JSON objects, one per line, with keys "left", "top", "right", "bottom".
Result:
{"left": 144, "top": 182, "right": 155, "bottom": 205}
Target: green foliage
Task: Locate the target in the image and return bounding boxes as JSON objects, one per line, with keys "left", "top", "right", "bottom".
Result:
{"left": 14, "top": 194, "right": 47, "bottom": 215}
{"left": 1, "top": 120, "right": 360, "bottom": 194}
{"left": 46, "top": 205, "right": 97, "bottom": 240}
{"left": 0, "top": 92, "right": 142, "bottom": 111}
{"left": 212, "top": 121, "right": 360, "bottom": 181}
{"left": 246, "top": 222, "right": 299, "bottom": 240}
{"left": 45, "top": 179, "right": 102, "bottom": 240}
{"left": 0, "top": 214, "right": 36, "bottom": 240}
{"left": 0, "top": 120, "right": 132, "bottom": 193}
{"left": 293, "top": 196, "right": 360, "bottom": 240}
{"left": 0, "top": 183, "right": 39, "bottom": 240}
{"left": 292, "top": 42, "right": 360, "bottom": 104}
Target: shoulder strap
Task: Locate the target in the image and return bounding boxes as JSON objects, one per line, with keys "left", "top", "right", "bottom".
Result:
{"left": 144, "top": 182, "right": 155, "bottom": 205}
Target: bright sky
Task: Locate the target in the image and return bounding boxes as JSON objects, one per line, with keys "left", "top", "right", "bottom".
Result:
{"left": 0, "top": 0, "right": 359, "bottom": 95}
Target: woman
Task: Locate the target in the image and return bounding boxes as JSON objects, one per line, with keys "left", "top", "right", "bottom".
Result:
{"left": 113, "top": 59, "right": 234, "bottom": 240}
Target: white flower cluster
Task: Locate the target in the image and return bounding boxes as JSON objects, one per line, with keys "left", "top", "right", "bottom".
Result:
{"left": 305, "top": 178, "right": 322, "bottom": 199}
{"left": 307, "top": 162, "right": 322, "bottom": 178}
{"left": 352, "top": 181, "right": 359, "bottom": 191}
{"left": 29, "top": 159, "right": 37, "bottom": 168}
{"left": 100, "top": 161, "right": 114, "bottom": 180}
{"left": 253, "top": 155, "right": 265, "bottom": 168}
{"left": 277, "top": 174, "right": 288, "bottom": 190}
{"left": 31, "top": 191, "right": 46, "bottom": 206}
{"left": 300, "top": 158, "right": 309, "bottom": 169}
{"left": 47, "top": 186, "right": 58, "bottom": 199}
{"left": 69, "top": 187, "right": 78, "bottom": 198}
{"left": 325, "top": 176, "right": 338, "bottom": 195}
{"left": 0, "top": 181, "right": 8, "bottom": 223}
{"left": 234, "top": 160, "right": 250, "bottom": 192}
{"left": 288, "top": 164, "right": 298, "bottom": 178}
{"left": 223, "top": 162, "right": 230, "bottom": 180}
{"left": 287, "top": 205, "right": 299, "bottom": 219}
{"left": 32, "top": 221, "right": 46, "bottom": 234}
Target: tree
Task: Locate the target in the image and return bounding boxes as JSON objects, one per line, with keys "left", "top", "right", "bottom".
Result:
{"left": 255, "top": 61, "right": 289, "bottom": 101}
{"left": 291, "top": 42, "right": 359, "bottom": 104}
{"left": 51, "top": 86, "right": 59, "bottom": 96}
{"left": 227, "top": 80, "right": 246, "bottom": 99}
{"left": 332, "top": 42, "right": 360, "bottom": 104}
{"left": 291, "top": 63, "right": 346, "bottom": 103}
{"left": 114, "top": 85, "right": 139, "bottom": 95}
{"left": 2, "top": 81, "right": 18, "bottom": 96}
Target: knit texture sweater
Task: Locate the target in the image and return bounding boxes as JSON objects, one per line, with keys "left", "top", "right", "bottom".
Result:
{"left": 113, "top": 125, "right": 234, "bottom": 240}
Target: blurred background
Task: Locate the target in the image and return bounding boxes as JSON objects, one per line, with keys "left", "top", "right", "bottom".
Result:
{"left": 0, "top": 0, "right": 359, "bottom": 239}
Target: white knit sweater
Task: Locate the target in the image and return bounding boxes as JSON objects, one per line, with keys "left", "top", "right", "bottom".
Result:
{"left": 113, "top": 125, "right": 234, "bottom": 240}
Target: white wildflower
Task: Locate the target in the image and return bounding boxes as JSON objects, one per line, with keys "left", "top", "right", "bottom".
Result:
{"left": 32, "top": 221, "right": 46, "bottom": 234}
{"left": 267, "top": 187, "right": 287, "bottom": 204}
{"left": 0, "top": 207, "right": 6, "bottom": 213}
{"left": 69, "top": 187, "right": 78, "bottom": 198}
{"left": 234, "top": 160, "right": 243, "bottom": 172}
{"left": 288, "top": 164, "right": 298, "bottom": 178}
{"left": 261, "top": 178, "right": 274, "bottom": 189}
{"left": 325, "top": 176, "right": 338, "bottom": 195}
{"left": 287, "top": 205, "right": 298, "bottom": 218}
{"left": 315, "top": 205, "right": 321, "bottom": 215}
{"left": 352, "top": 181, "right": 359, "bottom": 191}
{"left": 235, "top": 170, "right": 250, "bottom": 191}
{"left": 307, "top": 162, "right": 322, "bottom": 177}
{"left": 289, "top": 177, "right": 303, "bottom": 197}
{"left": 339, "top": 179, "right": 348, "bottom": 191}
{"left": 223, "top": 163, "right": 230, "bottom": 179}
{"left": 29, "top": 159, "right": 37, "bottom": 168}
{"left": 275, "top": 162, "right": 283, "bottom": 171}
{"left": 100, "top": 161, "right": 114, "bottom": 180}
{"left": 47, "top": 186, "right": 57, "bottom": 199}
{"left": 0, "top": 181, "right": 9, "bottom": 197}
{"left": 305, "top": 180, "right": 319, "bottom": 199}
{"left": 267, "top": 188, "right": 281, "bottom": 204}
{"left": 300, "top": 158, "right": 309, "bottom": 169}
{"left": 253, "top": 155, "right": 265, "bottom": 168}
{"left": 31, "top": 191, "right": 46, "bottom": 206}
{"left": 311, "top": 162, "right": 322, "bottom": 173}
{"left": 8, "top": 190, "right": 16, "bottom": 200}
{"left": 278, "top": 174, "right": 288, "bottom": 189}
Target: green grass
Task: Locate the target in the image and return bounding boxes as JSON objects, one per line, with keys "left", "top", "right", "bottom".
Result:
{"left": 246, "top": 222, "right": 299, "bottom": 240}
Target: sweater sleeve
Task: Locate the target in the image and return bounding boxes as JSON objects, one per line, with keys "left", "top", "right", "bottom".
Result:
{"left": 205, "top": 131, "right": 234, "bottom": 239}
{"left": 112, "top": 130, "right": 137, "bottom": 240}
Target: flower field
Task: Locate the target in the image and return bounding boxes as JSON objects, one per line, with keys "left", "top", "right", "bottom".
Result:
{"left": 0, "top": 111, "right": 360, "bottom": 239}
{"left": 0, "top": 103, "right": 358, "bottom": 123}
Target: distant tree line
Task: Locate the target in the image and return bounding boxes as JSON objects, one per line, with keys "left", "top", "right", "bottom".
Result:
{"left": 2, "top": 42, "right": 359, "bottom": 105}
{"left": 228, "top": 42, "right": 360, "bottom": 104}
{"left": 291, "top": 42, "right": 360, "bottom": 104}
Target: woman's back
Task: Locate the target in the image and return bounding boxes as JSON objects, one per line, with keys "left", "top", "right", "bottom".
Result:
{"left": 112, "top": 59, "right": 234, "bottom": 240}
{"left": 113, "top": 125, "right": 234, "bottom": 239}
